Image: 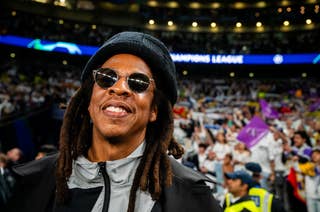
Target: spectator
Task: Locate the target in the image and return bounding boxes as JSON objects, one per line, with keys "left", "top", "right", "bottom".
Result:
{"left": 305, "top": 147, "right": 320, "bottom": 212}
{"left": 223, "top": 170, "right": 258, "bottom": 211}
{"left": 184, "top": 143, "right": 208, "bottom": 171}
{"left": 245, "top": 162, "right": 285, "bottom": 212}
{"left": 249, "top": 132, "right": 275, "bottom": 191}
{"left": 269, "top": 126, "right": 288, "bottom": 200}
{"left": 232, "top": 142, "right": 251, "bottom": 171}
{"left": 0, "top": 153, "right": 15, "bottom": 207}
{"left": 5, "top": 148, "right": 23, "bottom": 171}
{"left": 35, "top": 144, "right": 58, "bottom": 160}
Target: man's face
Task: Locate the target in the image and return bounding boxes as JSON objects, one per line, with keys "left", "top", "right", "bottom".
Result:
{"left": 226, "top": 178, "right": 246, "bottom": 197}
{"left": 293, "top": 134, "right": 305, "bottom": 147}
{"left": 7, "top": 148, "right": 21, "bottom": 162}
{"left": 311, "top": 151, "right": 320, "bottom": 163}
{"left": 88, "top": 54, "right": 157, "bottom": 143}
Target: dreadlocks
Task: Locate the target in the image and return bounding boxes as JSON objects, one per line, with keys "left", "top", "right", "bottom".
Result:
{"left": 55, "top": 77, "right": 184, "bottom": 212}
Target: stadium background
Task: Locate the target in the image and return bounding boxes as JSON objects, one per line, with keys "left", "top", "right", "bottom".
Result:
{"left": 0, "top": 0, "right": 319, "bottom": 160}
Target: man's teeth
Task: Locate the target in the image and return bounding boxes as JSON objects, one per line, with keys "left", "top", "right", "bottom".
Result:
{"left": 106, "top": 106, "right": 126, "bottom": 113}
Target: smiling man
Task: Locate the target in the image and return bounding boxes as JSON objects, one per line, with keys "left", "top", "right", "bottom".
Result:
{"left": 7, "top": 31, "right": 222, "bottom": 212}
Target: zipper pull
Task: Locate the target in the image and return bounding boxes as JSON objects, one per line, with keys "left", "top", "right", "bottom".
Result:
{"left": 98, "top": 162, "right": 106, "bottom": 174}
{"left": 98, "top": 162, "right": 110, "bottom": 212}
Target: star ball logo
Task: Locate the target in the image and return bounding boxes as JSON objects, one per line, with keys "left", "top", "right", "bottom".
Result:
{"left": 273, "top": 54, "right": 284, "bottom": 64}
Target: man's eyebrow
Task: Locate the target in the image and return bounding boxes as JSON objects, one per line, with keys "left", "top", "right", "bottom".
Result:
{"left": 100, "top": 67, "right": 116, "bottom": 72}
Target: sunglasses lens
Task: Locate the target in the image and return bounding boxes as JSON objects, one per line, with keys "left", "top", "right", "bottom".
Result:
{"left": 128, "top": 73, "right": 150, "bottom": 93}
{"left": 95, "top": 69, "right": 117, "bottom": 89}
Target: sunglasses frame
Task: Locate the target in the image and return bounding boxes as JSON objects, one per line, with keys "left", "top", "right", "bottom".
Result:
{"left": 92, "top": 68, "right": 154, "bottom": 93}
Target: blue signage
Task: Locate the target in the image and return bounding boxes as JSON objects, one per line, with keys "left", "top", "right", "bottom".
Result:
{"left": 1, "top": 34, "right": 319, "bottom": 65}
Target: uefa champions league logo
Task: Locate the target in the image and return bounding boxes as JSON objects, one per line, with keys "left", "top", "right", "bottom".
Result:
{"left": 273, "top": 54, "right": 283, "bottom": 64}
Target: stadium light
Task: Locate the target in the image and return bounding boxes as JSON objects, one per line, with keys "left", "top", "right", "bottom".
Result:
{"left": 256, "top": 22, "right": 262, "bottom": 27}
{"left": 148, "top": 19, "right": 155, "bottom": 25}
{"left": 236, "top": 22, "right": 242, "bottom": 28}
{"left": 189, "top": 2, "right": 200, "bottom": 9}
{"left": 283, "top": 20, "right": 290, "bottom": 26}
{"left": 147, "top": 1, "right": 158, "bottom": 7}
{"left": 210, "top": 22, "right": 217, "bottom": 28}
{"left": 192, "top": 22, "right": 198, "bottom": 27}
{"left": 182, "top": 70, "right": 188, "bottom": 76}
{"left": 306, "top": 19, "right": 312, "bottom": 25}
{"left": 210, "top": 3, "right": 220, "bottom": 9}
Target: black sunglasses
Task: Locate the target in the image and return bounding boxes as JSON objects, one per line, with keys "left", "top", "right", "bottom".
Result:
{"left": 93, "top": 68, "right": 154, "bottom": 93}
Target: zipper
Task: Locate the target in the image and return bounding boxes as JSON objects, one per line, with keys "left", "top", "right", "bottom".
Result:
{"left": 98, "top": 162, "right": 110, "bottom": 212}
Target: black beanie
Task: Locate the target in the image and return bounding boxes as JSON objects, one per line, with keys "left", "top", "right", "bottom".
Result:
{"left": 81, "top": 31, "right": 178, "bottom": 105}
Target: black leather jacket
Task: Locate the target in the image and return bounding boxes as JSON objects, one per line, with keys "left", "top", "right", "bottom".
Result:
{"left": 6, "top": 153, "right": 222, "bottom": 212}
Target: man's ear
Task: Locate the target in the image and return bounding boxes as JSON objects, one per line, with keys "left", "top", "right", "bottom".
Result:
{"left": 149, "top": 105, "right": 158, "bottom": 122}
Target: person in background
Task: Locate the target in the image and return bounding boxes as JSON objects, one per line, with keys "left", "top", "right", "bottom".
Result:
{"left": 7, "top": 31, "right": 222, "bottom": 212}
{"left": 212, "top": 131, "right": 232, "bottom": 162}
{"left": 223, "top": 170, "right": 258, "bottom": 212}
{"left": 5, "top": 147, "right": 23, "bottom": 171}
{"left": 282, "top": 131, "right": 312, "bottom": 212}
{"left": 35, "top": 144, "right": 58, "bottom": 160}
{"left": 304, "top": 147, "right": 320, "bottom": 212}
{"left": 0, "top": 153, "right": 15, "bottom": 208}
{"left": 249, "top": 132, "right": 275, "bottom": 191}
{"left": 222, "top": 153, "right": 234, "bottom": 186}
{"left": 245, "top": 162, "right": 285, "bottom": 212}
{"left": 185, "top": 142, "right": 208, "bottom": 171}
{"left": 232, "top": 142, "right": 251, "bottom": 171}
{"left": 269, "top": 126, "right": 287, "bottom": 201}
{"left": 283, "top": 130, "right": 312, "bottom": 164}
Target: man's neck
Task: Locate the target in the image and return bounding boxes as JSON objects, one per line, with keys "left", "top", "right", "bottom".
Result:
{"left": 87, "top": 137, "right": 144, "bottom": 162}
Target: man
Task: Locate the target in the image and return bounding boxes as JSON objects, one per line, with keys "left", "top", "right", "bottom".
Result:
{"left": 285, "top": 130, "right": 312, "bottom": 163}
{"left": 5, "top": 147, "right": 23, "bottom": 171}
{"left": 223, "top": 170, "right": 258, "bottom": 212}
{"left": 245, "top": 162, "right": 285, "bottom": 212}
{"left": 7, "top": 32, "right": 222, "bottom": 212}
{"left": 249, "top": 132, "right": 275, "bottom": 191}
{"left": 283, "top": 130, "right": 312, "bottom": 212}
{"left": 0, "top": 153, "right": 15, "bottom": 208}
{"left": 305, "top": 147, "right": 320, "bottom": 212}
{"left": 34, "top": 144, "right": 58, "bottom": 160}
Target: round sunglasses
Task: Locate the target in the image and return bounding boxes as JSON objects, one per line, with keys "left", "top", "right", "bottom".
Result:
{"left": 93, "top": 68, "right": 154, "bottom": 93}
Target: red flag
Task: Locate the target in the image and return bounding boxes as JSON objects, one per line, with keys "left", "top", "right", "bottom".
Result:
{"left": 287, "top": 167, "right": 306, "bottom": 204}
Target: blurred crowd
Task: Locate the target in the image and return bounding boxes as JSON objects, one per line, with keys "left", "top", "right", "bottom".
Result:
{"left": 173, "top": 78, "right": 320, "bottom": 211}
{"left": 0, "top": 61, "right": 80, "bottom": 120}
{"left": 1, "top": 61, "right": 320, "bottom": 211}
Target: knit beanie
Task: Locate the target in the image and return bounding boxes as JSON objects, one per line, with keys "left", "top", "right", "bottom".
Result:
{"left": 81, "top": 31, "right": 178, "bottom": 105}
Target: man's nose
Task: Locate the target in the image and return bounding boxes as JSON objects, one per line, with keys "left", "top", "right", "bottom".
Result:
{"left": 107, "top": 77, "right": 131, "bottom": 97}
